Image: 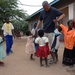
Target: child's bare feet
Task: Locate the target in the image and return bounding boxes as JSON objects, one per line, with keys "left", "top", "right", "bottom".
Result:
{"left": 49, "top": 60, "right": 55, "bottom": 64}
{"left": 0, "top": 62, "right": 4, "bottom": 66}
{"left": 54, "top": 60, "right": 58, "bottom": 64}
{"left": 69, "top": 65, "right": 74, "bottom": 68}
{"left": 40, "top": 64, "right": 44, "bottom": 67}
{"left": 45, "top": 65, "right": 50, "bottom": 68}
{"left": 30, "top": 58, "right": 35, "bottom": 60}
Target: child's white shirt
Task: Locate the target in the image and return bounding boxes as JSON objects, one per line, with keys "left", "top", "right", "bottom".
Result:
{"left": 52, "top": 29, "right": 61, "bottom": 49}
{"left": 35, "top": 37, "right": 49, "bottom": 46}
{"left": 31, "top": 28, "right": 35, "bottom": 36}
{"left": 2, "top": 23, "right": 14, "bottom": 36}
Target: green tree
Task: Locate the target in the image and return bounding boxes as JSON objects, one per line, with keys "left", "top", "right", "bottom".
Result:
{"left": 0, "top": 0, "right": 28, "bottom": 33}
{"left": 12, "top": 19, "right": 28, "bottom": 34}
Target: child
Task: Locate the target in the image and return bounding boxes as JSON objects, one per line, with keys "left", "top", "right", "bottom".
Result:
{"left": 0, "top": 35, "right": 6, "bottom": 66}
{"left": 35, "top": 30, "right": 50, "bottom": 67}
{"left": 50, "top": 28, "right": 61, "bottom": 64}
{"left": 31, "top": 22, "right": 38, "bottom": 51}
{"left": 58, "top": 20, "right": 75, "bottom": 67}
{"left": 2, "top": 18, "right": 14, "bottom": 55}
{"left": 25, "top": 30, "right": 35, "bottom": 60}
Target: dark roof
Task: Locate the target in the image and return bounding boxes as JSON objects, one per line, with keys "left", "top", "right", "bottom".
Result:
{"left": 26, "top": 0, "right": 60, "bottom": 21}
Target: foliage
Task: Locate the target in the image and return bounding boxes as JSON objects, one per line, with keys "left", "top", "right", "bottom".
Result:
{"left": 0, "top": 0, "right": 29, "bottom": 33}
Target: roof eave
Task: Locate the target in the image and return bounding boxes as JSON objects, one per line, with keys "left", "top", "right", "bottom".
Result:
{"left": 26, "top": 0, "right": 60, "bottom": 21}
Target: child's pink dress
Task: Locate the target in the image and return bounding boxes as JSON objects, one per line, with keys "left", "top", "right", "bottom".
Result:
{"left": 25, "top": 36, "right": 35, "bottom": 54}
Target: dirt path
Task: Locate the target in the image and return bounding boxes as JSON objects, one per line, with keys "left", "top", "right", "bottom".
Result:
{"left": 0, "top": 37, "right": 75, "bottom": 75}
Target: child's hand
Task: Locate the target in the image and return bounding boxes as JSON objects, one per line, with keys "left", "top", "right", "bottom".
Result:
{"left": 35, "top": 27, "right": 37, "bottom": 30}
{"left": 0, "top": 42, "right": 2, "bottom": 44}
{"left": 13, "top": 35, "right": 15, "bottom": 39}
{"left": 53, "top": 19, "right": 57, "bottom": 23}
{"left": 0, "top": 41, "right": 4, "bottom": 44}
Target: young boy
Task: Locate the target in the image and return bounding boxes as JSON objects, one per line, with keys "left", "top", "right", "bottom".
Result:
{"left": 50, "top": 27, "right": 61, "bottom": 64}
{"left": 2, "top": 18, "right": 15, "bottom": 55}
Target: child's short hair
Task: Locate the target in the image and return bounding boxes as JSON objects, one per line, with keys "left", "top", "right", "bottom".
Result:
{"left": 26, "top": 30, "right": 31, "bottom": 36}
{"left": 33, "top": 22, "right": 37, "bottom": 28}
{"left": 67, "top": 20, "right": 74, "bottom": 26}
{"left": 38, "top": 30, "right": 44, "bottom": 37}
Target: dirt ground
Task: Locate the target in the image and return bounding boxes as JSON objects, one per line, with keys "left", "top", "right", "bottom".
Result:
{"left": 0, "top": 37, "right": 75, "bottom": 75}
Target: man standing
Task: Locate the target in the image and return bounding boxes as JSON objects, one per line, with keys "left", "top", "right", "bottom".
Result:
{"left": 36, "top": 1, "right": 65, "bottom": 46}
{"left": 2, "top": 18, "right": 14, "bottom": 55}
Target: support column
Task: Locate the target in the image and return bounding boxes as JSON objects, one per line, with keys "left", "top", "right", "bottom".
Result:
{"left": 68, "top": 3, "right": 75, "bottom": 20}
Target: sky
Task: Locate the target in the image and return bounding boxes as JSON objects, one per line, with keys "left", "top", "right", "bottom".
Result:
{"left": 18, "top": 0, "right": 53, "bottom": 15}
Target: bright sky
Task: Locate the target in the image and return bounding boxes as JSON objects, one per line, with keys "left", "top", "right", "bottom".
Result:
{"left": 18, "top": 0, "right": 53, "bottom": 15}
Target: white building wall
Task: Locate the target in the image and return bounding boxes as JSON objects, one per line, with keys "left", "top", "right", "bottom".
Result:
{"left": 68, "top": 2, "right": 75, "bottom": 19}
{"left": 74, "top": 2, "right": 75, "bottom": 18}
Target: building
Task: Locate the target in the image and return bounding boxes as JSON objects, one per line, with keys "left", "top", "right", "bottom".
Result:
{"left": 26, "top": 0, "right": 75, "bottom": 40}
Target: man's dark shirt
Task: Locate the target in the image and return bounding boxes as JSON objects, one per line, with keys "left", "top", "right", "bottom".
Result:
{"left": 39, "top": 7, "right": 63, "bottom": 33}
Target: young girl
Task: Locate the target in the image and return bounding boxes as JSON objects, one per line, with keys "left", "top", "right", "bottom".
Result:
{"left": 25, "top": 30, "right": 35, "bottom": 60}
{"left": 50, "top": 28, "right": 61, "bottom": 64}
{"left": 58, "top": 20, "right": 75, "bottom": 67}
{"left": 35, "top": 30, "right": 50, "bottom": 67}
{"left": 0, "top": 35, "right": 6, "bottom": 66}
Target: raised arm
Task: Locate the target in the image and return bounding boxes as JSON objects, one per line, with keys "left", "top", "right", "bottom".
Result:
{"left": 36, "top": 12, "right": 43, "bottom": 29}
{"left": 55, "top": 21, "right": 62, "bottom": 32}
{"left": 57, "top": 14, "right": 65, "bottom": 22}
{"left": 58, "top": 26, "right": 62, "bottom": 32}
{"left": 53, "top": 7, "right": 65, "bottom": 23}
{"left": 36, "top": 20, "right": 42, "bottom": 29}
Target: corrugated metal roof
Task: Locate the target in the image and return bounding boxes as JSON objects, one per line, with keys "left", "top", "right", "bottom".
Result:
{"left": 26, "top": 0, "right": 60, "bottom": 21}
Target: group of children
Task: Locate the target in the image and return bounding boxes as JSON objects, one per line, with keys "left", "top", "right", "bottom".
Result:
{"left": 25, "top": 30, "right": 50, "bottom": 67}
{"left": 0, "top": 19, "right": 75, "bottom": 68}
{"left": 25, "top": 19, "right": 75, "bottom": 68}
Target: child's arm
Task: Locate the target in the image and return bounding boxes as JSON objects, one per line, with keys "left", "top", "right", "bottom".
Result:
{"left": 58, "top": 26, "right": 62, "bottom": 32}
{"left": 32, "top": 34, "right": 37, "bottom": 38}
{"left": 46, "top": 43, "right": 48, "bottom": 46}
{"left": 0, "top": 40, "right": 4, "bottom": 44}
{"left": 55, "top": 21, "right": 62, "bottom": 32}
{"left": 0, "top": 36, "right": 5, "bottom": 44}
{"left": 31, "top": 35, "right": 36, "bottom": 38}
{"left": 45, "top": 37, "right": 49, "bottom": 46}
{"left": 35, "top": 38, "right": 39, "bottom": 45}
{"left": 32, "top": 30, "right": 37, "bottom": 38}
